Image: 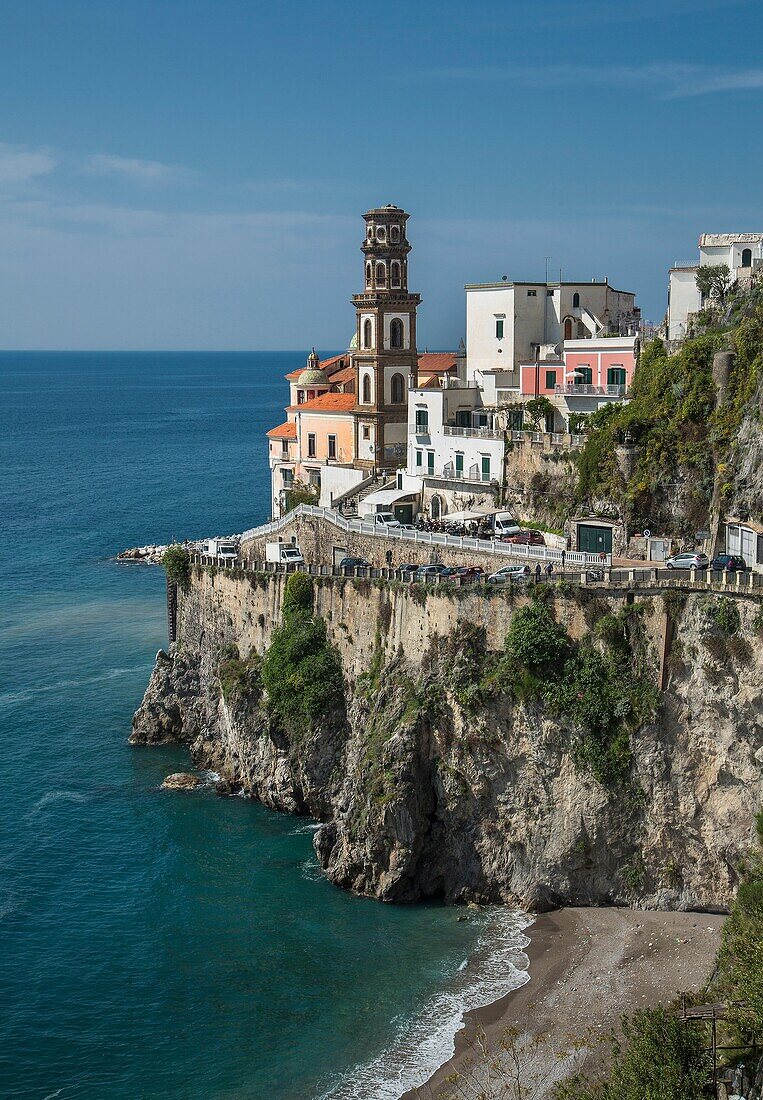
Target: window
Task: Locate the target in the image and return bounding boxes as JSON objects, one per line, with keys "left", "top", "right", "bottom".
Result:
{"left": 572, "top": 292, "right": 580, "bottom": 307}
{"left": 481, "top": 455, "right": 490, "bottom": 481}
{"left": 328, "top": 434, "right": 337, "bottom": 460}
{"left": 563, "top": 318, "right": 573, "bottom": 340}
{"left": 391, "top": 372, "right": 405, "bottom": 403}
{"left": 455, "top": 453, "right": 464, "bottom": 476}
{"left": 456, "top": 410, "right": 471, "bottom": 427}
{"left": 307, "top": 433, "right": 316, "bottom": 458}
{"left": 282, "top": 468, "right": 294, "bottom": 485}
{"left": 297, "top": 390, "right": 305, "bottom": 404}
{"left": 544, "top": 410, "right": 555, "bottom": 434}
{"left": 607, "top": 367, "right": 626, "bottom": 386}
{"left": 390, "top": 318, "right": 403, "bottom": 349}
{"left": 427, "top": 451, "right": 435, "bottom": 474}
{"left": 363, "top": 318, "right": 372, "bottom": 348}
{"left": 390, "top": 261, "right": 401, "bottom": 288}
{"left": 415, "top": 409, "right": 429, "bottom": 432}
{"left": 575, "top": 366, "right": 593, "bottom": 386}
{"left": 495, "top": 318, "right": 504, "bottom": 339}
{"left": 281, "top": 439, "right": 289, "bottom": 454}
{"left": 545, "top": 369, "right": 557, "bottom": 389}
{"left": 366, "top": 262, "right": 372, "bottom": 287}
{"left": 508, "top": 408, "right": 523, "bottom": 430}
{"left": 362, "top": 374, "right": 372, "bottom": 403}
{"left": 375, "top": 262, "right": 386, "bottom": 286}
{"left": 476, "top": 413, "right": 489, "bottom": 427}
{"left": 362, "top": 424, "right": 370, "bottom": 440}
{"left": 527, "top": 289, "right": 537, "bottom": 297}
{"left": 377, "top": 226, "right": 386, "bottom": 241}
{"left": 742, "top": 248, "right": 753, "bottom": 267}
{"left": 416, "top": 449, "right": 422, "bottom": 467}
{"left": 390, "top": 225, "right": 400, "bottom": 241}
{"left": 547, "top": 288, "right": 554, "bottom": 296}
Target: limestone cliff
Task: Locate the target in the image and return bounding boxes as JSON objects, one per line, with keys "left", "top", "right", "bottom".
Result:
{"left": 131, "top": 569, "right": 763, "bottom": 912}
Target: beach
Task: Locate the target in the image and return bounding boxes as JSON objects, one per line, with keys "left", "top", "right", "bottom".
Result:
{"left": 403, "top": 906, "right": 726, "bottom": 1099}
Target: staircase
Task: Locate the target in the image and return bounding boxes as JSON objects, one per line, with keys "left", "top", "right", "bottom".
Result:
{"left": 333, "top": 473, "right": 396, "bottom": 517}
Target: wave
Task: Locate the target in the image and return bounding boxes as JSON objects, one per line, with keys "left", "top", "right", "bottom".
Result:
{"left": 317, "top": 909, "right": 532, "bottom": 1100}
{"left": 290, "top": 822, "right": 322, "bottom": 835}
{"left": 27, "top": 790, "right": 90, "bottom": 818}
{"left": 0, "top": 664, "right": 150, "bottom": 709}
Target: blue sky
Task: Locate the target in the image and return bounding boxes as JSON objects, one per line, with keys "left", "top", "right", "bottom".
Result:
{"left": 0, "top": 0, "right": 762, "bottom": 349}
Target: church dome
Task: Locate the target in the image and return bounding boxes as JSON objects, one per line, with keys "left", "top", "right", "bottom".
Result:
{"left": 298, "top": 349, "right": 329, "bottom": 386}
{"left": 348, "top": 332, "right": 358, "bottom": 350}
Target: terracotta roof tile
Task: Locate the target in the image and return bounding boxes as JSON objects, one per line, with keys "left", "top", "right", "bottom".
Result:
{"left": 266, "top": 421, "right": 297, "bottom": 440}
{"left": 287, "top": 392, "right": 357, "bottom": 413}
{"left": 418, "top": 352, "right": 457, "bottom": 374}
{"left": 330, "top": 366, "right": 355, "bottom": 385}
{"left": 285, "top": 353, "right": 349, "bottom": 381}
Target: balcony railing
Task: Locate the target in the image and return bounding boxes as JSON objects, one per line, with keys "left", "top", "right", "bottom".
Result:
{"left": 554, "top": 384, "right": 626, "bottom": 397}
{"left": 443, "top": 424, "right": 503, "bottom": 440}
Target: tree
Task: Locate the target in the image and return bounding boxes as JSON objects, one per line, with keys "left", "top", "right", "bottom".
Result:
{"left": 163, "top": 543, "right": 191, "bottom": 588}
{"left": 695, "top": 263, "right": 731, "bottom": 304}
{"left": 524, "top": 396, "right": 555, "bottom": 431}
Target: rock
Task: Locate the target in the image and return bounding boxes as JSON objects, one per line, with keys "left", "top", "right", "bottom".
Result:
{"left": 161, "top": 772, "right": 202, "bottom": 791}
{"left": 214, "top": 779, "right": 242, "bottom": 797}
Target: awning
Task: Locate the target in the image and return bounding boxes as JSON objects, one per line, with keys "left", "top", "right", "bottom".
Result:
{"left": 443, "top": 509, "right": 486, "bottom": 522}
{"left": 362, "top": 488, "right": 417, "bottom": 506}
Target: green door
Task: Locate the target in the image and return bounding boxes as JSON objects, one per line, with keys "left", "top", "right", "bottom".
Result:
{"left": 578, "top": 524, "right": 612, "bottom": 553}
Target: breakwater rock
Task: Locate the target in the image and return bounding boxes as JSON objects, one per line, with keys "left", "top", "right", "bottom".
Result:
{"left": 131, "top": 569, "right": 763, "bottom": 911}
{"left": 117, "top": 544, "right": 168, "bottom": 565}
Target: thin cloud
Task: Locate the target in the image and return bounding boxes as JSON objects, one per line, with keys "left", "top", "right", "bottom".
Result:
{"left": 412, "top": 62, "right": 763, "bottom": 100}
{"left": 0, "top": 142, "right": 58, "bottom": 185}
{"left": 82, "top": 153, "right": 189, "bottom": 184}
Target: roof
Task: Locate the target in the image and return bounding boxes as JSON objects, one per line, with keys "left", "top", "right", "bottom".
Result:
{"left": 266, "top": 421, "right": 297, "bottom": 440}
{"left": 418, "top": 352, "right": 457, "bottom": 374}
{"left": 285, "top": 353, "right": 349, "bottom": 382}
{"left": 419, "top": 375, "right": 442, "bottom": 389}
{"left": 330, "top": 366, "right": 355, "bottom": 386}
{"left": 361, "top": 488, "right": 417, "bottom": 506}
{"left": 726, "top": 516, "right": 763, "bottom": 534}
{"left": 287, "top": 392, "right": 356, "bottom": 414}
{"left": 700, "top": 233, "right": 763, "bottom": 246}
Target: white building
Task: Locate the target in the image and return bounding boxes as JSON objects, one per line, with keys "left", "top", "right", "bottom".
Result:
{"left": 667, "top": 233, "right": 763, "bottom": 340}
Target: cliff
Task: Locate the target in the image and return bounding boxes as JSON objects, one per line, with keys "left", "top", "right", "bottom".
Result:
{"left": 132, "top": 568, "right": 763, "bottom": 912}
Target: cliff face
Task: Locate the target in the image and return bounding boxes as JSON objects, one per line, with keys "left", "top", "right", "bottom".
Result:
{"left": 132, "top": 570, "right": 763, "bottom": 912}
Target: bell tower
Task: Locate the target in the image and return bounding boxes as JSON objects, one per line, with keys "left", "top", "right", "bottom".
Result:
{"left": 352, "top": 204, "right": 421, "bottom": 470}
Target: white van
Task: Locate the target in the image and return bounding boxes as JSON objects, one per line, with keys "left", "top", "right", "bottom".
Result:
{"left": 265, "top": 542, "right": 305, "bottom": 565}
{"left": 205, "top": 538, "right": 238, "bottom": 559}
{"left": 491, "top": 513, "right": 521, "bottom": 538}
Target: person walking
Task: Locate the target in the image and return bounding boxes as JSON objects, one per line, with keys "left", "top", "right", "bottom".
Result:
{"left": 545, "top": 561, "right": 553, "bottom": 578}
{"left": 535, "top": 562, "right": 542, "bottom": 583}
{"left": 560, "top": 548, "right": 566, "bottom": 570}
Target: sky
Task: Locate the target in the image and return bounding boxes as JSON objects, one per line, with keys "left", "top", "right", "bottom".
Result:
{"left": 1, "top": 0, "right": 762, "bottom": 350}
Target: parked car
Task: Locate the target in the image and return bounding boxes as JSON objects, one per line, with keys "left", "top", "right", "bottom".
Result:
{"left": 665, "top": 551, "right": 710, "bottom": 570}
{"left": 338, "top": 556, "right": 370, "bottom": 570}
{"left": 450, "top": 565, "right": 485, "bottom": 578}
{"left": 397, "top": 563, "right": 418, "bottom": 574}
{"left": 504, "top": 530, "right": 546, "bottom": 546}
{"left": 711, "top": 553, "right": 748, "bottom": 572}
{"left": 415, "top": 563, "right": 453, "bottom": 580}
{"left": 488, "top": 564, "right": 531, "bottom": 585}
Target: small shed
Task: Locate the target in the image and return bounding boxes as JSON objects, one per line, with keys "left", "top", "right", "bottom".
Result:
{"left": 725, "top": 517, "right": 763, "bottom": 573}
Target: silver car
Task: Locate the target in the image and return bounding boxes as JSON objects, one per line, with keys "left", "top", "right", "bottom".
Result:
{"left": 488, "top": 565, "right": 531, "bottom": 585}
{"left": 665, "top": 551, "right": 710, "bottom": 569}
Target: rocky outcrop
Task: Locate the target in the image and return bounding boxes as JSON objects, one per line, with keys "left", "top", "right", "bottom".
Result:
{"left": 131, "top": 570, "right": 763, "bottom": 911}
{"left": 161, "top": 772, "right": 202, "bottom": 791}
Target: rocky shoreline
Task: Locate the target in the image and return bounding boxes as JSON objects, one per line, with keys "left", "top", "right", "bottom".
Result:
{"left": 116, "top": 543, "right": 170, "bottom": 565}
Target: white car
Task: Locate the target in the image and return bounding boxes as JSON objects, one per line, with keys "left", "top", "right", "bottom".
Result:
{"left": 488, "top": 565, "right": 531, "bottom": 585}
{"left": 665, "top": 551, "right": 710, "bottom": 570}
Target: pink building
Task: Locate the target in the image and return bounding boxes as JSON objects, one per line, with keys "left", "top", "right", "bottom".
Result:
{"left": 518, "top": 336, "right": 638, "bottom": 398}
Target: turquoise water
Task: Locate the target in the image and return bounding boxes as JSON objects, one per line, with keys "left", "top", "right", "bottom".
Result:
{"left": 0, "top": 353, "right": 527, "bottom": 1099}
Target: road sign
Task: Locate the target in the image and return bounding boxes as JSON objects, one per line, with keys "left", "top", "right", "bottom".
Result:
{"left": 643, "top": 528, "right": 651, "bottom": 538}
{"left": 696, "top": 530, "right": 711, "bottom": 540}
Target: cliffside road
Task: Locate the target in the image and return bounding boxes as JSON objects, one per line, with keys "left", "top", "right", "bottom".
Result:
{"left": 405, "top": 907, "right": 725, "bottom": 1099}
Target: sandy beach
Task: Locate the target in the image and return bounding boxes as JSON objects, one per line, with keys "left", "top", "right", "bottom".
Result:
{"left": 402, "top": 906, "right": 726, "bottom": 1099}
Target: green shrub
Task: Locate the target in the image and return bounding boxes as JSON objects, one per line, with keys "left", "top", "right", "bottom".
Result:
{"left": 163, "top": 544, "right": 191, "bottom": 588}
{"left": 715, "top": 813, "right": 763, "bottom": 1039}
{"left": 282, "top": 572, "right": 313, "bottom": 618}
{"left": 505, "top": 603, "right": 570, "bottom": 675}
{"left": 708, "top": 596, "right": 740, "bottom": 636}
{"left": 218, "top": 651, "right": 262, "bottom": 702}
{"left": 557, "top": 1006, "right": 710, "bottom": 1100}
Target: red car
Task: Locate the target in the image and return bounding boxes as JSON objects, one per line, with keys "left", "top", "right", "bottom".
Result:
{"left": 505, "top": 530, "right": 546, "bottom": 546}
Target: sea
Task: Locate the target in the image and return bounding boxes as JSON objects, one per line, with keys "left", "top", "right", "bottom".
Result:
{"left": 0, "top": 352, "right": 530, "bottom": 1100}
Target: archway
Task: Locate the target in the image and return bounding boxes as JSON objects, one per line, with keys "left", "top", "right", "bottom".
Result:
{"left": 742, "top": 248, "right": 753, "bottom": 267}
{"left": 563, "top": 317, "right": 573, "bottom": 340}
{"left": 390, "top": 318, "right": 403, "bottom": 348}
{"left": 391, "top": 373, "right": 405, "bottom": 403}
{"left": 430, "top": 494, "right": 442, "bottom": 521}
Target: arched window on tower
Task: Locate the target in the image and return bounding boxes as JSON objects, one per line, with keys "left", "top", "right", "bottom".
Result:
{"left": 390, "top": 261, "right": 401, "bottom": 288}
{"left": 377, "top": 226, "right": 386, "bottom": 241}
{"left": 391, "top": 373, "right": 405, "bottom": 403}
{"left": 363, "top": 318, "right": 373, "bottom": 348}
{"left": 563, "top": 317, "right": 573, "bottom": 341}
{"left": 366, "top": 262, "right": 372, "bottom": 287}
{"left": 390, "top": 225, "right": 400, "bottom": 242}
{"left": 572, "top": 292, "right": 580, "bottom": 308}
{"left": 742, "top": 248, "right": 753, "bottom": 267}
{"left": 362, "top": 374, "right": 372, "bottom": 403}
{"left": 376, "top": 262, "right": 386, "bottom": 287}
{"left": 390, "top": 318, "right": 404, "bottom": 349}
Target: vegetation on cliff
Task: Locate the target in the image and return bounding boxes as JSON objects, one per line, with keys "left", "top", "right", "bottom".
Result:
{"left": 261, "top": 573, "right": 344, "bottom": 738}
{"left": 573, "top": 291, "right": 763, "bottom": 533}
{"left": 163, "top": 543, "right": 191, "bottom": 588}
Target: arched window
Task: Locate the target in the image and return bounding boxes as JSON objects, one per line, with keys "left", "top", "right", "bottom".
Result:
{"left": 742, "top": 248, "right": 753, "bottom": 267}
{"left": 391, "top": 373, "right": 405, "bottom": 403}
{"left": 366, "top": 262, "right": 372, "bottom": 287}
{"left": 563, "top": 317, "right": 573, "bottom": 340}
{"left": 390, "top": 261, "right": 401, "bottom": 288}
{"left": 390, "top": 225, "right": 400, "bottom": 242}
{"left": 375, "top": 262, "right": 386, "bottom": 287}
{"left": 363, "top": 318, "right": 372, "bottom": 348}
{"left": 572, "top": 292, "right": 580, "bottom": 308}
{"left": 362, "top": 374, "right": 372, "bottom": 403}
{"left": 377, "top": 226, "right": 386, "bottom": 241}
{"left": 390, "top": 318, "right": 403, "bottom": 348}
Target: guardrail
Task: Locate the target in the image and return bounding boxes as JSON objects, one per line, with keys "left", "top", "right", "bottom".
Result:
{"left": 240, "top": 503, "right": 607, "bottom": 567}
{"left": 189, "top": 554, "right": 763, "bottom": 595}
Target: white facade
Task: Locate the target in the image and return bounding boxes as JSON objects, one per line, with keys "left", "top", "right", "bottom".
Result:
{"left": 667, "top": 233, "right": 763, "bottom": 340}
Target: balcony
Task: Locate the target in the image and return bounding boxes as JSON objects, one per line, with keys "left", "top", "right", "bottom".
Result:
{"left": 554, "top": 384, "right": 626, "bottom": 397}
{"left": 443, "top": 424, "right": 504, "bottom": 440}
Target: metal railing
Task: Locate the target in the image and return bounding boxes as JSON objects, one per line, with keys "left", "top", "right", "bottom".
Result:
{"left": 554, "top": 384, "right": 626, "bottom": 397}
{"left": 443, "top": 424, "right": 503, "bottom": 440}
